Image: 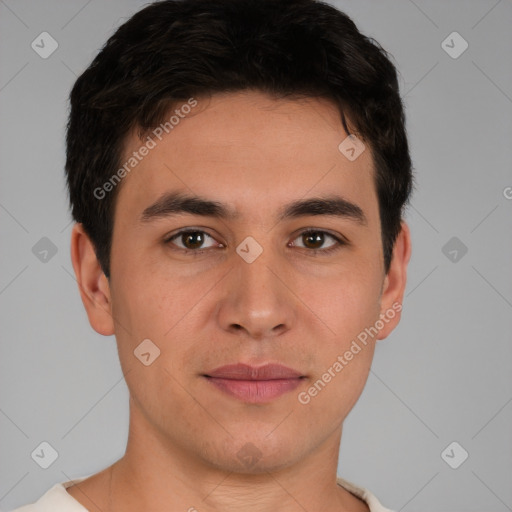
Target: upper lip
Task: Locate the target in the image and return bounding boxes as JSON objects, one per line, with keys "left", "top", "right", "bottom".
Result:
{"left": 204, "top": 363, "right": 303, "bottom": 380}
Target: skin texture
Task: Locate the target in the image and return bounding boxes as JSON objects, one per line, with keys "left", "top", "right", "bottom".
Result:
{"left": 68, "top": 90, "right": 411, "bottom": 511}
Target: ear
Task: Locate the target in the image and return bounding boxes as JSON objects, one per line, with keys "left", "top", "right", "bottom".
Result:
{"left": 70, "top": 223, "right": 115, "bottom": 336}
{"left": 376, "top": 220, "right": 412, "bottom": 340}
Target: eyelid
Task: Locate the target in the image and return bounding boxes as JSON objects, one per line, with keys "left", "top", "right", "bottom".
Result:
{"left": 164, "top": 228, "right": 223, "bottom": 250}
{"left": 288, "top": 229, "right": 347, "bottom": 253}
{"left": 290, "top": 227, "right": 348, "bottom": 244}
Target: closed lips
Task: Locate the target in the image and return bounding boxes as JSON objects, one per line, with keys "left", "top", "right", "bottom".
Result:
{"left": 204, "top": 363, "right": 304, "bottom": 380}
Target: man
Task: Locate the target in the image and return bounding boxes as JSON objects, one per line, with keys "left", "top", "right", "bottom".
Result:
{"left": 12, "top": 0, "right": 412, "bottom": 510}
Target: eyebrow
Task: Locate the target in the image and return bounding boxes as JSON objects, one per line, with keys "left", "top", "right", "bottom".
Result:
{"left": 140, "top": 191, "right": 367, "bottom": 226}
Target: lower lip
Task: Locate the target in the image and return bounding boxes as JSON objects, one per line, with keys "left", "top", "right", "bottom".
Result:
{"left": 204, "top": 377, "right": 303, "bottom": 403}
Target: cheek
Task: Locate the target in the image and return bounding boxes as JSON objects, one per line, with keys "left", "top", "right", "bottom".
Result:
{"left": 108, "top": 266, "right": 215, "bottom": 391}
{"left": 297, "top": 348, "right": 374, "bottom": 430}
{"left": 305, "top": 265, "right": 383, "bottom": 344}
{"left": 297, "top": 276, "right": 380, "bottom": 418}
{"left": 109, "top": 272, "right": 195, "bottom": 420}
{"left": 296, "top": 266, "right": 381, "bottom": 410}
{"left": 110, "top": 264, "right": 190, "bottom": 338}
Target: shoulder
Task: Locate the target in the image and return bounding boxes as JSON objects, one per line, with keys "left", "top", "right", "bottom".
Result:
{"left": 8, "top": 476, "right": 92, "bottom": 512}
{"left": 337, "top": 476, "right": 396, "bottom": 512}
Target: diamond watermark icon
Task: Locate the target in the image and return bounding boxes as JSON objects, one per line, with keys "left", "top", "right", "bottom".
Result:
{"left": 236, "top": 236, "right": 263, "bottom": 264}
{"left": 236, "top": 442, "right": 263, "bottom": 469}
{"left": 134, "top": 338, "right": 161, "bottom": 366}
{"left": 441, "top": 441, "right": 468, "bottom": 469}
{"left": 31, "top": 441, "right": 59, "bottom": 469}
{"left": 31, "top": 32, "right": 59, "bottom": 59}
{"left": 32, "top": 237, "right": 58, "bottom": 263}
{"left": 441, "top": 31, "right": 468, "bottom": 59}
{"left": 338, "top": 134, "right": 365, "bottom": 161}
{"left": 442, "top": 236, "right": 468, "bottom": 263}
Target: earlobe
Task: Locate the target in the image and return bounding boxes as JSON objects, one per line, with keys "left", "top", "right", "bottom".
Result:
{"left": 377, "top": 220, "right": 412, "bottom": 341}
{"left": 70, "top": 223, "right": 115, "bottom": 336}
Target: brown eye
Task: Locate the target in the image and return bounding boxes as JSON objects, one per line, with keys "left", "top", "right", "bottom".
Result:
{"left": 181, "top": 231, "right": 206, "bottom": 249}
{"left": 302, "top": 231, "right": 325, "bottom": 249}
{"left": 290, "top": 230, "right": 345, "bottom": 254}
{"left": 166, "top": 230, "right": 219, "bottom": 252}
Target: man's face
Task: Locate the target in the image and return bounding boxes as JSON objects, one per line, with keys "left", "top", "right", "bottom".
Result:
{"left": 98, "top": 91, "right": 403, "bottom": 472}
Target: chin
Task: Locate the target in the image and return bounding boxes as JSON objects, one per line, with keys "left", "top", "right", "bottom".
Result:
{"left": 198, "top": 433, "right": 307, "bottom": 475}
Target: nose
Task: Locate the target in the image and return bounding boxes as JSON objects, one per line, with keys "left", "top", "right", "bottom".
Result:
{"left": 215, "top": 244, "right": 296, "bottom": 341}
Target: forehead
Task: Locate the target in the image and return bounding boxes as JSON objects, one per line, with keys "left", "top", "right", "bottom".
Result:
{"left": 115, "top": 91, "right": 378, "bottom": 228}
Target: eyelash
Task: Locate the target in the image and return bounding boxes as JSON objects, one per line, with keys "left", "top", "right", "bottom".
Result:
{"left": 163, "top": 228, "right": 347, "bottom": 256}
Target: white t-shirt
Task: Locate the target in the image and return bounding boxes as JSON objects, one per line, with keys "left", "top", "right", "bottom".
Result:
{"left": 10, "top": 475, "right": 395, "bottom": 512}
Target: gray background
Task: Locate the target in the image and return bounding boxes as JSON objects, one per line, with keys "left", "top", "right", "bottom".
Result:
{"left": 1, "top": 0, "right": 511, "bottom": 510}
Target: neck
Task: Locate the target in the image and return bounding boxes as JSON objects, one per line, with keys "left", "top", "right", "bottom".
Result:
{"left": 104, "top": 407, "right": 367, "bottom": 512}
{"left": 67, "top": 398, "right": 369, "bottom": 512}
